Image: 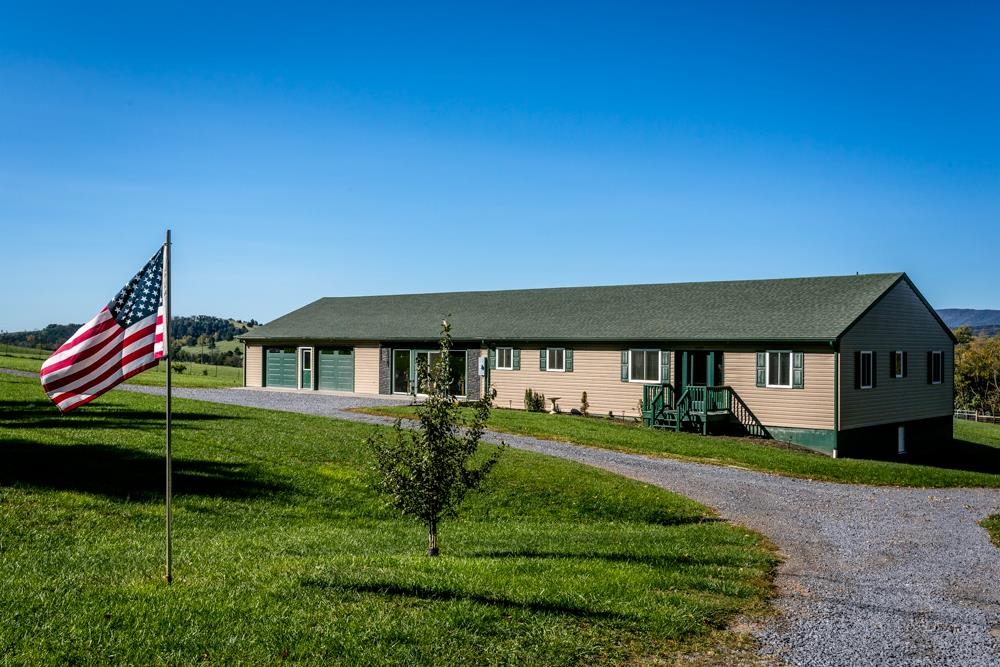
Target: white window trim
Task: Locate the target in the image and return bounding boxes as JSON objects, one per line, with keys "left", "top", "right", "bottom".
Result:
{"left": 931, "top": 350, "right": 943, "bottom": 385}
{"left": 546, "top": 347, "right": 565, "bottom": 372}
{"left": 892, "top": 350, "right": 904, "bottom": 379}
{"left": 859, "top": 350, "right": 874, "bottom": 389}
{"left": 765, "top": 350, "right": 792, "bottom": 388}
{"left": 496, "top": 346, "right": 513, "bottom": 371}
{"left": 628, "top": 349, "right": 661, "bottom": 383}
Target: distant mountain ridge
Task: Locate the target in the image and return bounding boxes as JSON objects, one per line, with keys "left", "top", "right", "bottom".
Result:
{"left": 938, "top": 309, "right": 1000, "bottom": 337}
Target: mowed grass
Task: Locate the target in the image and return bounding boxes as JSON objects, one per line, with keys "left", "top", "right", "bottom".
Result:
{"left": 0, "top": 374, "right": 777, "bottom": 665}
{"left": 356, "top": 406, "right": 1000, "bottom": 488}
{"left": 0, "top": 345, "right": 242, "bottom": 388}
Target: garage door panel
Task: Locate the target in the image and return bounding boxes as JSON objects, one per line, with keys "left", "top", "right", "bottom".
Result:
{"left": 265, "top": 348, "right": 297, "bottom": 388}
{"left": 318, "top": 348, "right": 354, "bottom": 392}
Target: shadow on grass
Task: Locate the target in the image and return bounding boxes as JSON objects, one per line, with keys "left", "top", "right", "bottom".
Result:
{"left": 469, "top": 546, "right": 746, "bottom": 570}
{"left": 908, "top": 439, "right": 1000, "bottom": 476}
{"left": 0, "top": 398, "right": 233, "bottom": 430}
{"left": 301, "top": 578, "right": 635, "bottom": 623}
{"left": 0, "top": 439, "right": 288, "bottom": 501}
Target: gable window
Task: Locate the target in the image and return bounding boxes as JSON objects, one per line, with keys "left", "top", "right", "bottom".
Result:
{"left": 766, "top": 351, "right": 792, "bottom": 388}
{"left": 496, "top": 347, "right": 513, "bottom": 370}
{"left": 890, "top": 350, "right": 907, "bottom": 378}
{"left": 928, "top": 351, "right": 943, "bottom": 384}
{"left": 858, "top": 351, "right": 874, "bottom": 389}
{"left": 547, "top": 348, "right": 565, "bottom": 372}
{"left": 629, "top": 349, "right": 660, "bottom": 383}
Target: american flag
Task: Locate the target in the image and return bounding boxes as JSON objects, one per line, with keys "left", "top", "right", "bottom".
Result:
{"left": 40, "top": 247, "right": 167, "bottom": 413}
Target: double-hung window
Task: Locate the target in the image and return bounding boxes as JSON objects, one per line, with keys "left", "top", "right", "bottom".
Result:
{"left": 929, "top": 351, "right": 943, "bottom": 384}
{"left": 766, "top": 351, "right": 792, "bottom": 388}
{"left": 890, "top": 350, "right": 907, "bottom": 378}
{"left": 858, "top": 351, "right": 874, "bottom": 389}
{"left": 547, "top": 348, "right": 565, "bottom": 372}
{"left": 629, "top": 349, "right": 660, "bottom": 383}
{"left": 496, "top": 347, "right": 513, "bottom": 370}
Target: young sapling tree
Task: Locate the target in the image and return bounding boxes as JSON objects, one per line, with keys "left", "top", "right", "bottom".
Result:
{"left": 368, "top": 320, "right": 505, "bottom": 556}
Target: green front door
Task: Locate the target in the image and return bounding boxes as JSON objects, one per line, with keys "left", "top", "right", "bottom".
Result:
{"left": 676, "top": 351, "right": 724, "bottom": 391}
{"left": 317, "top": 348, "right": 354, "bottom": 391}
{"left": 299, "top": 348, "right": 313, "bottom": 389}
{"left": 265, "top": 348, "right": 297, "bottom": 388}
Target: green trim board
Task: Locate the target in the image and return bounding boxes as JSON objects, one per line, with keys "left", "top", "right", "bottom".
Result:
{"left": 766, "top": 426, "right": 838, "bottom": 455}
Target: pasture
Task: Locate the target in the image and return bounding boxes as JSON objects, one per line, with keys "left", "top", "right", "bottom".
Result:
{"left": 0, "top": 374, "right": 776, "bottom": 665}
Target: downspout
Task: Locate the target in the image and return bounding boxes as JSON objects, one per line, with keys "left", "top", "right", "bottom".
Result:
{"left": 481, "top": 339, "right": 489, "bottom": 401}
{"left": 832, "top": 339, "right": 839, "bottom": 458}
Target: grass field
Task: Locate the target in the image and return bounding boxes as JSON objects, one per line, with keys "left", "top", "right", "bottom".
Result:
{"left": 179, "top": 338, "right": 242, "bottom": 356}
{"left": 0, "top": 345, "right": 242, "bottom": 388}
{"left": 0, "top": 373, "right": 777, "bottom": 665}
{"left": 356, "top": 406, "right": 1000, "bottom": 489}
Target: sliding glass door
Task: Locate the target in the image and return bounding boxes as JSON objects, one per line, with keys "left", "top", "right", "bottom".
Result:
{"left": 392, "top": 349, "right": 467, "bottom": 396}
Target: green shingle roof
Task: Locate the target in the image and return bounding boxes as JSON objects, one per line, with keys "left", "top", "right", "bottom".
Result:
{"left": 243, "top": 273, "right": 912, "bottom": 344}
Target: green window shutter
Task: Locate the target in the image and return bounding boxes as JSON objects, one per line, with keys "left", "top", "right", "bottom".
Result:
{"left": 620, "top": 350, "right": 629, "bottom": 382}
{"left": 564, "top": 349, "right": 574, "bottom": 372}
{"left": 489, "top": 348, "right": 497, "bottom": 370}
{"left": 755, "top": 352, "right": 766, "bottom": 387}
{"left": 792, "top": 352, "right": 804, "bottom": 389}
{"left": 889, "top": 352, "right": 897, "bottom": 378}
{"left": 871, "top": 352, "right": 877, "bottom": 388}
{"left": 854, "top": 351, "right": 862, "bottom": 389}
{"left": 660, "top": 350, "right": 670, "bottom": 384}
{"left": 512, "top": 349, "right": 521, "bottom": 371}
{"left": 927, "top": 351, "right": 933, "bottom": 384}
{"left": 540, "top": 349, "right": 547, "bottom": 371}
{"left": 902, "top": 351, "right": 908, "bottom": 378}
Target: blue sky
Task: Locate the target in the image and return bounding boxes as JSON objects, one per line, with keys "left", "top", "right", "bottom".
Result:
{"left": 2, "top": 1, "right": 998, "bottom": 332}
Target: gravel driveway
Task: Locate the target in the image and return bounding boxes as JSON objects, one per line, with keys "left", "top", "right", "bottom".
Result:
{"left": 13, "top": 373, "right": 1000, "bottom": 666}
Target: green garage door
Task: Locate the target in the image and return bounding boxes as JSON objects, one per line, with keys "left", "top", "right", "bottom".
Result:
{"left": 265, "top": 348, "right": 297, "bottom": 388}
{"left": 318, "top": 348, "right": 354, "bottom": 392}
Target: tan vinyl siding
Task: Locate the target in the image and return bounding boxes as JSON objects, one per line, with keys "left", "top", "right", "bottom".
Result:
{"left": 491, "top": 345, "right": 646, "bottom": 417}
{"left": 244, "top": 344, "right": 263, "bottom": 388}
{"left": 839, "top": 281, "right": 953, "bottom": 429}
{"left": 354, "top": 344, "right": 380, "bottom": 394}
{"left": 726, "top": 351, "right": 835, "bottom": 430}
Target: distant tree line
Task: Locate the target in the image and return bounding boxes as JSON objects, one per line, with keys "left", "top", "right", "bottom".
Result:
{"left": 954, "top": 326, "right": 1000, "bottom": 415}
{"left": 2, "top": 316, "right": 258, "bottom": 369}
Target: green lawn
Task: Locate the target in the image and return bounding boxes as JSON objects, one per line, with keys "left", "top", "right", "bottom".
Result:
{"left": 983, "top": 515, "right": 1000, "bottom": 548}
{"left": 356, "top": 406, "right": 1000, "bottom": 488}
{"left": 0, "top": 345, "right": 242, "bottom": 388}
{"left": 0, "top": 374, "right": 776, "bottom": 665}
{"left": 179, "top": 338, "right": 242, "bottom": 356}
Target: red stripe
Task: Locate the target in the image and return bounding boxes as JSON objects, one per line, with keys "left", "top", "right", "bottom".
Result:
{"left": 40, "top": 320, "right": 124, "bottom": 378}
{"left": 54, "top": 309, "right": 118, "bottom": 354}
{"left": 52, "top": 358, "right": 160, "bottom": 413}
{"left": 49, "top": 341, "right": 158, "bottom": 409}
{"left": 42, "top": 322, "right": 157, "bottom": 393}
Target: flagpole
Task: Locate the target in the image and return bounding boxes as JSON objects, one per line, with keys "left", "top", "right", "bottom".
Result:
{"left": 164, "top": 229, "right": 173, "bottom": 584}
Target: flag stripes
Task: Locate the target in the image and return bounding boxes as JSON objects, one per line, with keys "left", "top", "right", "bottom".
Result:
{"left": 40, "top": 247, "right": 166, "bottom": 413}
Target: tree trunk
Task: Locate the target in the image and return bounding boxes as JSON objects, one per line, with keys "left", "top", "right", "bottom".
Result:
{"left": 427, "top": 519, "right": 439, "bottom": 557}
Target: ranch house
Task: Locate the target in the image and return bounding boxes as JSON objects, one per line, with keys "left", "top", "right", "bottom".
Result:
{"left": 240, "top": 273, "right": 955, "bottom": 458}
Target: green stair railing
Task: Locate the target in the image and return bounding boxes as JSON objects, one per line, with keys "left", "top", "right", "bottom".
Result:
{"left": 642, "top": 384, "right": 770, "bottom": 439}
{"left": 642, "top": 383, "right": 675, "bottom": 425}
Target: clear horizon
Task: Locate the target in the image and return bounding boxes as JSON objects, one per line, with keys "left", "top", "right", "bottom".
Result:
{"left": 2, "top": 2, "right": 998, "bottom": 331}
